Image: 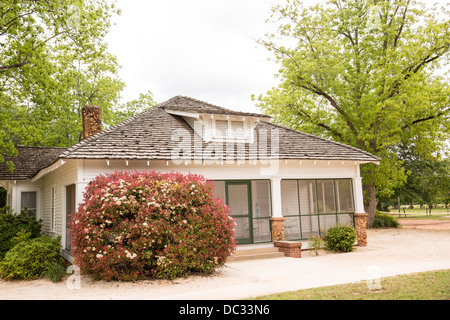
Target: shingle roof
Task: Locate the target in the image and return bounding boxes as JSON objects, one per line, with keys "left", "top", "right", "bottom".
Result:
{"left": 161, "top": 95, "right": 271, "bottom": 118}
{"left": 60, "top": 96, "right": 380, "bottom": 162}
{"left": 0, "top": 147, "right": 66, "bottom": 180}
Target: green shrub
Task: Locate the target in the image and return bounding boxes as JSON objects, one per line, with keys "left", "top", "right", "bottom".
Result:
{"left": 71, "top": 170, "right": 236, "bottom": 281}
{"left": 0, "top": 236, "right": 64, "bottom": 280}
{"left": 373, "top": 211, "right": 400, "bottom": 228}
{"left": 42, "top": 261, "right": 67, "bottom": 283}
{"left": 0, "top": 207, "right": 42, "bottom": 260}
{"left": 323, "top": 225, "right": 357, "bottom": 252}
{"left": 308, "top": 236, "right": 325, "bottom": 255}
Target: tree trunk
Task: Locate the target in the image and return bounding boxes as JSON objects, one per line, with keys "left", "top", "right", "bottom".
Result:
{"left": 363, "top": 183, "right": 377, "bottom": 228}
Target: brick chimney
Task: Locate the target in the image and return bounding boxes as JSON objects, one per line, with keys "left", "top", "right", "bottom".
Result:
{"left": 82, "top": 105, "right": 102, "bottom": 139}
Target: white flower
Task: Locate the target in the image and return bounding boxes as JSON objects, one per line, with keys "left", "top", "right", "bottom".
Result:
{"left": 96, "top": 254, "right": 103, "bottom": 258}
{"left": 125, "top": 250, "right": 137, "bottom": 259}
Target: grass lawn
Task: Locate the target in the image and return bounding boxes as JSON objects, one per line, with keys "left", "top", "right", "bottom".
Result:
{"left": 401, "top": 213, "right": 450, "bottom": 220}
{"left": 396, "top": 207, "right": 450, "bottom": 215}
{"left": 251, "top": 269, "right": 450, "bottom": 300}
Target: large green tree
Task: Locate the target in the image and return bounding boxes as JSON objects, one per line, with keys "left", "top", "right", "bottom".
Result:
{"left": 394, "top": 142, "right": 450, "bottom": 212}
{"left": 0, "top": 0, "right": 153, "bottom": 170}
{"left": 255, "top": 0, "right": 449, "bottom": 226}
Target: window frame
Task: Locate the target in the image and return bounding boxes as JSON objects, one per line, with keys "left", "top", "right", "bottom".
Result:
{"left": 212, "top": 118, "right": 249, "bottom": 142}
{"left": 281, "top": 178, "right": 355, "bottom": 240}
{"left": 20, "top": 191, "right": 38, "bottom": 217}
{"left": 51, "top": 186, "right": 56, "bottom": 233}
{"left": 18, "top": 187, "right": 41, "bottom": 220}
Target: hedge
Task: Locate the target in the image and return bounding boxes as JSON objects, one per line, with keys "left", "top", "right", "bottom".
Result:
{"left": 70, "top": 170, "right": 236, "bottom": 281}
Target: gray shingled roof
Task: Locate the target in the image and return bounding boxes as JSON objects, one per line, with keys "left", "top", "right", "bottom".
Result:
{"left": 60, "top": 96, "right": 380, "bottom": 162}
{"left": 161, "top": 95, "right": 271, "bottom": 118}
{"left": 0, "top": 147, "right": 66, "bottom": 180}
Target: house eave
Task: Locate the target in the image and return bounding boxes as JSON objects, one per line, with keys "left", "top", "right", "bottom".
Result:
{"left": 31, "top": 159, "right": 67, "bottom": 182}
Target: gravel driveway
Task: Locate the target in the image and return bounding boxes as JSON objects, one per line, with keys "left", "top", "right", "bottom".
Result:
{"left": 1, "top": 225, "right": 449, "bottom": 300}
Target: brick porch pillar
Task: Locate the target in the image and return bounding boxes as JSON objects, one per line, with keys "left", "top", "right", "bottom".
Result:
{"left": 354, "top": 213, "right": 368, "bottom": 247}
{"left": 270, "top": 217, "right": 286, "bottom": 242}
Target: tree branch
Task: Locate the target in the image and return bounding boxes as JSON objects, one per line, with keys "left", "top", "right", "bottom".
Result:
{"left": 298, "top": 81, "right": 359, "bottom": 138}
{"left": 0, "top": 31, "right": 66, "bottom": 71}
{"left": 402, "top": 107, "right": 450, "bottom": 130}
{"left": 287, "top": 103, "right": 344, "bottom": 140}
{"left": 0, "top": 52, "right": 32, "bottom": 71}
{"left": 393, "top": 1, "right": 410, "bottom": 48}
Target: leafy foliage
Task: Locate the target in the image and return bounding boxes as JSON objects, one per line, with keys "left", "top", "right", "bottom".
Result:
{"left": 373, "top": 211, "right": 400, "bottom": 228}
{"left": 0, "top": 236, "right": 64, "bottom": 280}
{"left": 255, "top": 0, "right": 450, "bottom": 226}
{"left": 0, "top": 1, "right": 157, "bottom": 170}
{"left": 0, "top": 207, "right": 42, "bottom": 260}
{"left": 70, "top": 170, "right": 236, "bottom": 281}
{"left": 323, "top": 225, "right": 357, "bottom": 252}
{"left": 395, "top": 145, "right": 450, "bottom": 210}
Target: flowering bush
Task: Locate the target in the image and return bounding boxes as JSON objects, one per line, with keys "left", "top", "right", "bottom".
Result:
{"left": 70, "top": 170, "right": 236, "bottom": 281}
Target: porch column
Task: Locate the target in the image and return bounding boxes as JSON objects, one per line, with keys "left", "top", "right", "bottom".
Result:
{"left": 352, "top": 163, "right": 365, "bottom": 213}
{"left": 354, "top": 213, "right": 368, "bottom": 247}
{"left": 270, "top": 178, "right": 286, "bottom": 241}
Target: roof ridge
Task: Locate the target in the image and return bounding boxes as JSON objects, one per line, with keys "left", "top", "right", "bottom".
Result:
{"left": 161, "top": 95, "right": 271, "bottom": 118}
{"left": 263, "top": 121, "right": 381, "bottom": 161}
{"left": 170, "top": 95, "right": 234, "bottom": 112}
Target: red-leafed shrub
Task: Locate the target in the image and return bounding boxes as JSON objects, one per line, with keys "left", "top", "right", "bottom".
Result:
{"left": 70, "top": 170, "right": 236, "bottom": 281}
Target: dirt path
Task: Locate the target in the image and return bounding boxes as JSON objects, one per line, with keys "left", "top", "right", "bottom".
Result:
{"left": 399, "top": 218, "right": 450, "bottom": 230}
{"left": 1, "top": 226, "right": 449, "bottom": 300}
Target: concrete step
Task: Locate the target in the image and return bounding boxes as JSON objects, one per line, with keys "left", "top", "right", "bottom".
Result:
{"left": 227, "top": 245, "right": 285, "bottom": 262}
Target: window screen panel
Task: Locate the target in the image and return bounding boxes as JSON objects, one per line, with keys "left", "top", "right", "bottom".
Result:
{"left": 317, "top": 180, "right": 336, "bottom": 214}
{"left": 284, "top": 216, "right": 301, "bottom": 240}
{"left": 319, "top": 215, "right": 337, "bottom": 232}
{"left": 252, "top": 180, "right": 271, "bottom": 218}
{"left": 227, "top": 184, "right": 249, "bottom": 216}
{"left": 281, "top": 180, "right": 299, "bottom": 216}
{"left": 234, "top": 217, "right": 250, "bottom": 239}
{"left": 298, "top": 180, "right": 317, "bottom": 215}
{"left": 210, "top": 180, "right": 226, "bottom": 202}
{"left": 336, "top": 179, "right": 354, "bottom": 213}
{"left": 253, "top": 218, "right": 271, "bottom": 242}
{"left": 301, "top": 215, "right": 319, "bottom": 238}
{"left": 338, "top": 214, "right": 353, "bottom": 226}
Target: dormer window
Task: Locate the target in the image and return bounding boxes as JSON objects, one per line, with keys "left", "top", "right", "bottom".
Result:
{"left": 212, "top": 118, "right": 250, "bottom": 142}
{"left": 163, "top": 108, "right": 268, "bottom": 143}
{"left": 214, "top": 119, "right": 245, "bottom": 140}
{"left": 230, "top": 121, "right": 244, "bottom": 139}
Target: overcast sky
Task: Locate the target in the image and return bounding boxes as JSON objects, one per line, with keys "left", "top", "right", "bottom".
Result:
{"left": 105, "top": 0, "right": 448, "bottom": 114}
{"left": 105, "top": 0, "right": 286, "bottom": 113}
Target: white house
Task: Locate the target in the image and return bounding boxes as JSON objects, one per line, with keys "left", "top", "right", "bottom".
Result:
{"left": 0, "top": 96, "right": 379, "bottom": 261}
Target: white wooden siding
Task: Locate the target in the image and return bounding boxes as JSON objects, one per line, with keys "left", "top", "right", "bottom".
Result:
{"left": 41, "top": 160, "right": 78, "bottom": 236}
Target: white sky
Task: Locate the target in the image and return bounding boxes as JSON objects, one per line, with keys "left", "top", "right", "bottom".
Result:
{"left": 105, "top": 0, "right": 449, "bottom": 114}
{"left": 105, "top": 0, "right": 286, "bottom": 113}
